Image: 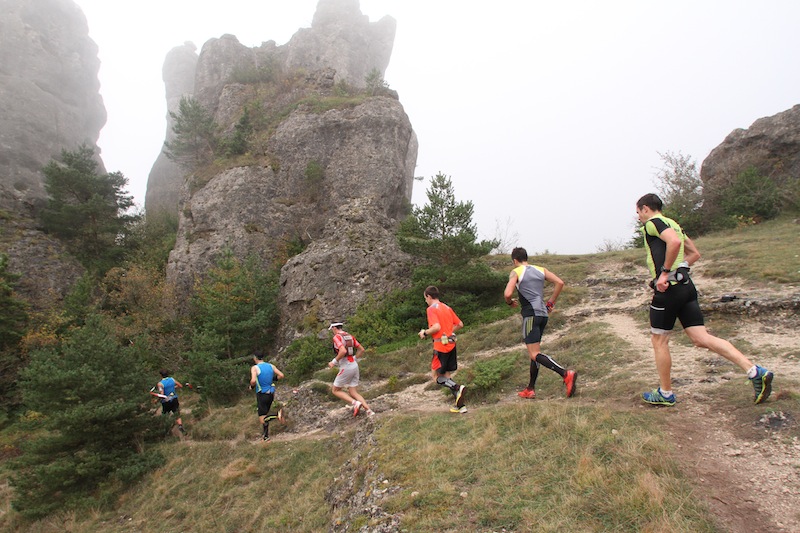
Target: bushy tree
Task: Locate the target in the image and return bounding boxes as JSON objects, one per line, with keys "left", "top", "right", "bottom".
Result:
{"left": 653, "top": 151, "right": 705, "bottom": 235}
{"left": 163, "top": 96, "right": 218, "bottom": 169}
{"left": 12, "top": 315, "right": 165, "bottom": 518}
{"left": 39, "top": 145, "right": 139, "bottom": 273}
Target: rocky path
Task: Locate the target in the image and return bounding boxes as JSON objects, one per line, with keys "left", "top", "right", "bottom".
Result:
{"left": 259, "top": 264, "right": 800, "bottom": 532}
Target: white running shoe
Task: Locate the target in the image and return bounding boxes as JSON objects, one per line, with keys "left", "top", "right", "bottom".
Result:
{"left": 352, "top": 401, "right": 362, "bottom": 417}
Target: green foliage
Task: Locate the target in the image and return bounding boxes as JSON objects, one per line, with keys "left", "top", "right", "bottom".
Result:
{"left": 124, "top": 211, "right": 178, "bottom": 272}
{"left": 190, "top": 250, "right": 279, "bottom": 359}
{"left": 302, "top": 160, "right": 325, "bottom": 202}
{"left": 282, "top": 335, "right": 331, "bottom": 385}
{"left": 164, "top": 96, "right": 218, "bottom": 169}
{"left": 228, "top": 58, "right": 280, "bottom": 84}
{"left": 653, "top": 151, "right": 706, "bottom": 235}
{"left": 364, "top": 67, "right": 390, "bottom": 95}
{"left": 187, "top": 332, "right": 248, "bottom": 406}
{"left": 0, "top": 254, "right": 27, "bottom": 351}
{"left": 12, "top": 315, "right": 165, "bottom": 518}
{"left": 466, "top": 353, "right": 517, "bottom": 392}
{"left": 398, "top": 172, "right": 498, "bottom": 264}
{"left": 39, "top": 145, "right": 139, "bottom": 274}
{"left": 719, "top": 166, "right": 780, "bottom": 223}
{"left": 220, "top": 107, "right": 253, "bottom": 157}
{"left": 0, "top": 254, "right": 28, "bottom": 413}
{"left": 188, "top": 250, "right": 280, "bottom": 403}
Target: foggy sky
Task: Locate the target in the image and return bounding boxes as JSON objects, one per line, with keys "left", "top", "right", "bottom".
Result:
{"left": 74, "top": 0, "right": 800, "bottom": 254}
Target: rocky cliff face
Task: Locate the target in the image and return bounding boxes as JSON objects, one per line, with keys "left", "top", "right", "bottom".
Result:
{"left": 701, "top": 104, "right": 800, "bottom": 213}
{"left": 162, "top": 0, "right": 417, "bottom": 342}
{"left": 146, "top": 0, "right": 397, "bottom": 217}
{"left": 0, "top": 0, "right": 106, "bottom": 212}
{"left": 144, "top": 42, "right": 198, "bottom": 215}
{"left": 0, "top": 0, "right": 103, "bottom": 307}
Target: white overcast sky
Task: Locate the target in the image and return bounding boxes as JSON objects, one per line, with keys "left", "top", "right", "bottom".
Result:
{"left": 74, "top": 0, "right": 800, "bottom": 254}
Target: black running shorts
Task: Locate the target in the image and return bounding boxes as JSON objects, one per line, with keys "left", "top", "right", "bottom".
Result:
{"left": 649, "top": 281, "right": 705, "bottom": 332}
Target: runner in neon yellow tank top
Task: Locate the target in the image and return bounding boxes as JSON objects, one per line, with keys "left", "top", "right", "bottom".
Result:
{"left": 636, "top": 193, "right": 773, "bottom": 406}
{"left": 503, "top": 247, "right": 577, "bottom": 399}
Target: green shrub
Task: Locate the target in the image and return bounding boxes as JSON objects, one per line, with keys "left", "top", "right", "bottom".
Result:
{"left": 719, "top": 167, "right": 780, "bottom": 222}
{"left": 283, "top": 335, "right": 331, "bottom": 385}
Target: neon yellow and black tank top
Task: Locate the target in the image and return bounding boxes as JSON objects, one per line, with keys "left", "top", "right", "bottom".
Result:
{"left": 641, "top": 214, "right": 685, "bottom": 279}
{"left": 513, "top": 264, "right": 548, "bottom": 317}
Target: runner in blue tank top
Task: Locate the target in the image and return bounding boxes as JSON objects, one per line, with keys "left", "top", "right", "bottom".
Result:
{"left": 249, "top": 351, "right": 285, "bottom": 442}
{"left": 158, "top": 369, "right": 185, "bottom": 434}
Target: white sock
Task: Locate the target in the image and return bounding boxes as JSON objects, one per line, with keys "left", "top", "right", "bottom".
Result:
{"left": 747, "top": 366, "right": 758, "bottom": 379}
{"left": 659, "top": 388, "right": 673, "bottom": 398}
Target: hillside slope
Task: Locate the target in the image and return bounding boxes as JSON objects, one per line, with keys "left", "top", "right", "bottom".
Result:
{"left": 3, "top": 219, "right": 799, "bottom": 532}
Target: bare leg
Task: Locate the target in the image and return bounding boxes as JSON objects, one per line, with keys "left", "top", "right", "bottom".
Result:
{"left": 331, "top": 385, "right": 356, "bottom": 405}
{"left": 347, "top": 387, "right": 371, "bottom": 412}
{"left": 684, "top": 326, "right": 753, "bottom": 372}
{"left": 651, "top": 332, "right": 673, "bottom": 392}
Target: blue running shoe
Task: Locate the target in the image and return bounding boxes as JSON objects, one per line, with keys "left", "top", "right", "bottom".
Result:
{"left": 642, "top": 388, "right": 676, "bottom": 406}
{"left": 750, "top": 366, "right": 773, "bottom": 404}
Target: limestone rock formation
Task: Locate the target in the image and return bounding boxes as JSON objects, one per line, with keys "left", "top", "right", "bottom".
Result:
{"left": 163, "top": 0, "right": 417, "bottom": 341}
{"left": 286, "top": 0, "right": 396, "bottom": 88}
{"left": 144, "top": 42, "right": 198, "bottom": 215}
{"left": 0, "top": 0, "right": 106, "bottom": 212}
{"left": 701, "top": 104, "right": 800, "bottom": 213}
{"left": 146, "top": 0, "right": 397, "bottom": 218}
{"left": 0, "top": 0, "right": 103, "bottom": 306}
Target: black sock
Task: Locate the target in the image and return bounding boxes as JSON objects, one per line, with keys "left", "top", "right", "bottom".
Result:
{"left": 263, "top": 423, "right": 269, "bottom": 438}
{"left": 528, "top": 360, "right": 540, "bottom": 390}
{"left": 535, "top": 353, "right": 566, "bottom": 378}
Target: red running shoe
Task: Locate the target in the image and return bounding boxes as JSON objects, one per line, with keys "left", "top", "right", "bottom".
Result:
{"left": 564, "top": 370, "right": 577, "bottom": 398}
{"left": 517, "top": 388, "right": 536, "bottom": 399}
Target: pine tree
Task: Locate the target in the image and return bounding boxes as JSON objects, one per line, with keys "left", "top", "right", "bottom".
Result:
{"left": 39, "top": 145, "right": 139, "bottom": 274}
{"left": 163, "top": 96, "right": 218, "bottom": 169}
{"left": 398, "top": 172, "right": 498, "bottom": 265}
{"left": 12, "top": 315, "right": 165, "bottom": 518}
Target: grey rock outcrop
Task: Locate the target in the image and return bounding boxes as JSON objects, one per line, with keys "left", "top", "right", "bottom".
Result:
{"left": 146, "top": 0, "right": 397, "bottom": 219}
{"left": 701, "top": 104, "right": 800, "bottom": 213}
{"left": 144, "top": 42, "right": 198, "bottom": 215}
{"left": 0, "top": 0, "right": 106, "bottom": 212}
{"left": 286, "top": 0, "right": 396, "bottom": 88}
{"left": 164, "top": 0, "right": 417, "bottom": 342}
{"left": 0, "top": 0, "right": 102, "bottom": 307}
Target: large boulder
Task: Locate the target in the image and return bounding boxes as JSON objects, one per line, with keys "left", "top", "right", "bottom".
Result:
{"left": 701, "top": 104, "right": 800, "bottom": 214}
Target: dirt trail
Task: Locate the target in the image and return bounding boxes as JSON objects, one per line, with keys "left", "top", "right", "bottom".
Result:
{"left": 254, "top": 263, "right": 800, "bottom": 531}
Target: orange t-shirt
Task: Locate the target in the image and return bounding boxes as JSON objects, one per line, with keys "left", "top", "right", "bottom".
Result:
{"left": 426, "top": 301, "right": 460, "bottom": 353}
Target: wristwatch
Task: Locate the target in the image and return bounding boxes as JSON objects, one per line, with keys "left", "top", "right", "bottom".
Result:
{"left": 659, "top": 266, "right": 672, "bottom": 275}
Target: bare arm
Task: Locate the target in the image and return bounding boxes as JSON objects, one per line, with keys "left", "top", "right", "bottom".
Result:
{"left": 656, "top": 227, "right": 682, "bottom": 292}
{"left": 544, "top": 269, "right": 564, "bottom": 305}
{"left": 419, "top": 322, "right": 442, "bottom": 339}
{"left": 271, "top": 364, "right": 285, "bottom": 380}
{"left": 250, "top": 365, "right": 259, "bottom": 387}
{"left": 683, "top": 236, "right": 701, "bottom": 266}
{"left": 504, "top": 271, "right": 518, "bottom": 307}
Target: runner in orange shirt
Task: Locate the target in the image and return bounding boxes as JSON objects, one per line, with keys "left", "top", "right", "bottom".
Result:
{"left": 418, "top": 286, "right": 467, "bottom": 413}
